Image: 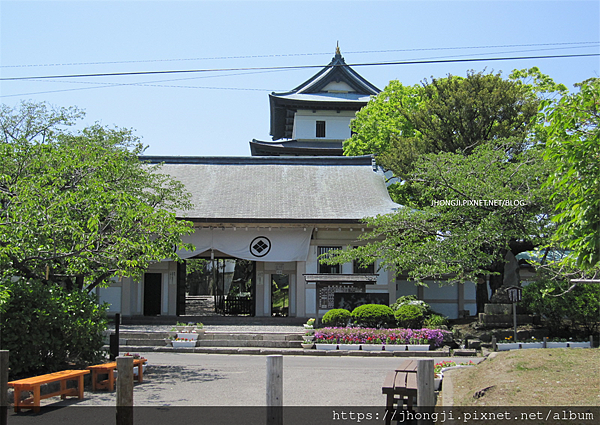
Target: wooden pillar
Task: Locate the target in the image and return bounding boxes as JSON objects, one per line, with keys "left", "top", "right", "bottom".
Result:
{"left": 1, "top": 351, "right": 8, "bottom": 425}
{"left": 116, "top": 356, "right": 134, "bottom": 425}
{"left": 266, "top": 355, "right": 283, "bottom": 425}
{"left": 416, "top": 358, "right": 435, "bottom": 407}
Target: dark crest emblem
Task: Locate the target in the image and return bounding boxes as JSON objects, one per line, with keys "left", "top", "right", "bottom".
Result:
{"left": 249, "top": 236, "right": 271, "bottom": 257}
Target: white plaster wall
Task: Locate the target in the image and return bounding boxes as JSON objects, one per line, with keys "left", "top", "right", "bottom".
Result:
{"left": 98, "top": 286, "right": 122, "bottom": 313}
{"left": 292, "top": 110, "right": 354, "bottom": 140}
{"left": 305, "top": 287, "right": 316, "bottom": 315}
{"left": 463, "top": 281, "right": 477, "bottom": 316}
{"left": 428, "top": 303, "right": 459, "bottom": 319}
{"left": 423, "top": 282, "right": 458, "bottom": 299}
{"left": 396, "top": 280, "right": 419, "bottom": 298}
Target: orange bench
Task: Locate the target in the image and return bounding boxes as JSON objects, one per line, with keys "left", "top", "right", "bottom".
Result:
{"left": 382, "top": 360, "right": 418, "bottom": 425}
{"left": 8, "top": 369, "right": 90, "bottom": 413}
{"left": 87, "top": 358, "right": 147, "bottom": 391}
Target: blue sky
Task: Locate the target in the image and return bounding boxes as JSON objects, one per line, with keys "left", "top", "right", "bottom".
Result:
{"left": 1, "top": 0, "right": 598, "bottom": 156}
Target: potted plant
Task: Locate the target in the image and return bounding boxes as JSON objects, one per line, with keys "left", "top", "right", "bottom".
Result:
{"left": 361, "top": 336, "right": 384, "bottom": 351}
{"left": 546, "top": 338, "right": 568, "bottom": 348}
{"left": 338, "top": 335, "right": 361, "bottom": 350}
{"left": 302, "top": 332, "right": 315, "bottom": 342}
{"left": 314, "top": 332, "right": 337, "bottom": 350}
{"left": 172, "top": 337, "right": 197, "bottom": 348}
{"left": 175, "top": 322, "right": 186, "bottom": 332}
{"left": 407, "top": 337, "right": 430, "bottom": 351}
{"left": 304, "top": 318, "right": 316, "bottom": 330}
{"left": 520, "top": 337, "right": 544, "bottom": 349}
{"left": 301, "top": 341, "right": 314, "bottom": 349}
{"left": 384, "top": 336, "right": 407, "bottom": 352}
{"left": 567, "top": 340, "right": 591, "bottom": 348}
{"left": 194, "top": 323, "right": 205, "bottom": 335}
{"left": 177, "top": 331, "right": 199, "bottom": 340}
{"left": 497, "top": 336, "right": 519, "bottom": 351}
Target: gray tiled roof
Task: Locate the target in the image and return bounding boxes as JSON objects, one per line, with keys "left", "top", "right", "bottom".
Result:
{"left": 146, "top": 156, "right": 400, "bottom": 222}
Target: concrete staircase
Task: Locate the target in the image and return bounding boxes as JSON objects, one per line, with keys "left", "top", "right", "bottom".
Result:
{"left": 109, "top": 331, "right": 304, "bottom": 350}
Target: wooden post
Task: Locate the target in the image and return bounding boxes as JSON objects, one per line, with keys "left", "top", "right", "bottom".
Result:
{"left": 512, "top": 301, "right": 518, "bottom": 342}
{"left": 415, "top": 358, "right": 435, "bottom": 425}
{"left": 543, "top": 337, "right": 547, "bottom": 349}
{"left": 116, "top": 356, "right": 133, "bottom": 425}
{"left": 491, "top": 336, "right": 497, "bottom": 352}
{"left": 1, "top": 351, "right": 8, "bottom": 425}
{"left": 591, "top": 335, "right": 594, "bottom": 348}
{"left": 416, "top": 358, "right": 435, "bottom": 407}
{"left": 266, "top": 355, "right": 283, "bottom": 425}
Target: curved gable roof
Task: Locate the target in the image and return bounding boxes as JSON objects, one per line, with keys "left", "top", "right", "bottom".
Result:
{"left": 269, "top": 51, "right": 381, "bottom": 141}
{"left": 144, "top": 156, "right": 400, "bottom": 223}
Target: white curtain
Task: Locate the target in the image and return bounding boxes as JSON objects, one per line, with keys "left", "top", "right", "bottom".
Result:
{"left": 177, "top": 227, "right": 313, "bottom": 262}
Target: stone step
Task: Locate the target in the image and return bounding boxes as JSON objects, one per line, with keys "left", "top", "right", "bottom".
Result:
{"left": 202, "top": 332, "right": 302, "bottom": 341}
{"left": 108, "top": 331, "right": 304, "bottom": 348}
{"left": 195, "top": 339, "right": 302, "bottom": 348}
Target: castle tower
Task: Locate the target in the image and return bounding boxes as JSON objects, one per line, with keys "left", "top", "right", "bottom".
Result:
{"left": 250, "top": 47, "right": 380, "bottom": 156}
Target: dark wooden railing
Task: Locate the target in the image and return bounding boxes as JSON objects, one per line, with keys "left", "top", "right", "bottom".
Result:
{"left": 215, "top": 295, "right": 254, "bottom": 316}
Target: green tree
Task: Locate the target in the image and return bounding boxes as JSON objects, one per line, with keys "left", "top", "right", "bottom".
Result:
{"left": 0, "top": 277, "right": 108, "bottom": 379}
{"left": 329, "top": 141, "right": 555, "bottom": 312}
{"left": 334, "top": 70, "right": 565, "bottom": 311}
{"left": 544, "top": 78, "right": 600, "bottom": 271}
{"left": 0, "top": 101, "right": 194, "bottom": 292}
{"left": 344, "top": 70, "right": 542, "bottom": 180}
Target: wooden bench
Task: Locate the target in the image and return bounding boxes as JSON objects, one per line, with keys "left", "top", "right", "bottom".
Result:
{"left": 87, "top": 358, "right": 147, "bottom": 391}
{"left": 8, "top": 369, "right": 90, "bottom": 413}
{"left": 382, "top": 360, "right": 418, "bottom": 425}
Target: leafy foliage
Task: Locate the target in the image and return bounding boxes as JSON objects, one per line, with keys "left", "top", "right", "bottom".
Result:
{"left": 0, "top": 101, "right": 194, "bottom": 291}
{"left": 423, "top": 314, "right": 449, "bottom": 329}
{"left": 328, "top": 140, "right": 555, "bottom": 286}
{"left": 322, "top": 308, "right": 351, "bottom": 327}
{"left": 314, "top": 327, "right": 450, "bottom": 348}
{"left": 544, "top": 78, "right": 600, "bottom": 270}
{"left": 350, "top": 304, "right": 395, "bottom": 328}
{"left": 521, "top": 277, "right": 600, "bottom": 337}
{"left": 390, "top": 295, "right": 431, "bottom": 313}
{"left": 0, "top": 277, "right": 108, "bottom": 379}
{"left": 332, "top": 69, "right": 568, "bottom": 309}
{"left": 344, "top": 70, "right": 541, "bottom": 179}
{"left": 394, "top": 304, "right": 425, "bottom": 329}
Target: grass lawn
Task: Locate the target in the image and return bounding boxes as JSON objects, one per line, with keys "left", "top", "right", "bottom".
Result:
{"left": 448, "top": 348, "right": 600, "bottom": 406}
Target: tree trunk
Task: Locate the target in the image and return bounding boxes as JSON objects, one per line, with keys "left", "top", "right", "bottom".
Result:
{"left": 475, "top": 275, "right": 488, "bottom": 315}
{"left": 75, "top": 275, "right": 85, "bottom": 291}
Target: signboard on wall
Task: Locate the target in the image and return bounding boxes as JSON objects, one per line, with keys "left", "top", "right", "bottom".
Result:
{"left": 334, "top": 293, "right": 389, "bottom": 311}
{"left": 317, "top": 283, "right": 365, "bottom": 310}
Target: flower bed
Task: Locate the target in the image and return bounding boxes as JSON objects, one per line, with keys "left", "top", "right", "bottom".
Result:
{"left": 313, "top": 327, "right": 450, "bottom": 348}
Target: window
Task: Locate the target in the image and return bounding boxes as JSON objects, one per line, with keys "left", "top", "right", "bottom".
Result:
{"left": 318, "top": 246, "right": 341, "bottom": 273}
{"left": 316, "top": 120, "right": 326, "bottom": 138}
{"left": 353, "top": 260, "right": 375, "bottom": 274}
{"left": 352, "top": 247, "right": 375, "bottom": 273}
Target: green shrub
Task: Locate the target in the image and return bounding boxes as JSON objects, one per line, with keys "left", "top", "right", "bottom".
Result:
{"left": 424, "top": 314, "right": 448, "bottom": 329}
{"left": 522, "top": 278, "right": 600, "bottom": 337}
{"left": 391, "top": 295, "right": 431, "bottom": 314}
{"left": 394, "top": 304, "right": 425, "bottom": 329}
{"left": 0, "top": 278, "right": 108, "bottom": 379}
{"left": 322, "top": 308, "right": 351, "bottom": 327}
{"left": 351, "top": 304, "right": 394, "bottom": 328}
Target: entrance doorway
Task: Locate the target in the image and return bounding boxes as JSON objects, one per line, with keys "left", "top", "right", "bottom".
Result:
{"left": 184, "top": 258, "right": 255, "bottom": 316}
{"left": 143, "top": 273, "right": 162, "bottom": 316}
{"left": 271, "top": 274, "right": 289, "bottom": 317}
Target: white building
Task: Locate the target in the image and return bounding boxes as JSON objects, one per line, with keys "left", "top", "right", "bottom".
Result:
{"left": 98, "top": 49, "right": 477, "bottom": 319}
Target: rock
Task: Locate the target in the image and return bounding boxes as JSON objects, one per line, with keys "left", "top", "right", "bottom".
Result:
{"left": 467, "top": 339, "right": 482, "bottom": 349}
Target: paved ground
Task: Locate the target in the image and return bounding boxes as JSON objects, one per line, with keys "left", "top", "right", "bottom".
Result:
{"left": 7, "top": 352, "right": 485, "bottom": 425}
